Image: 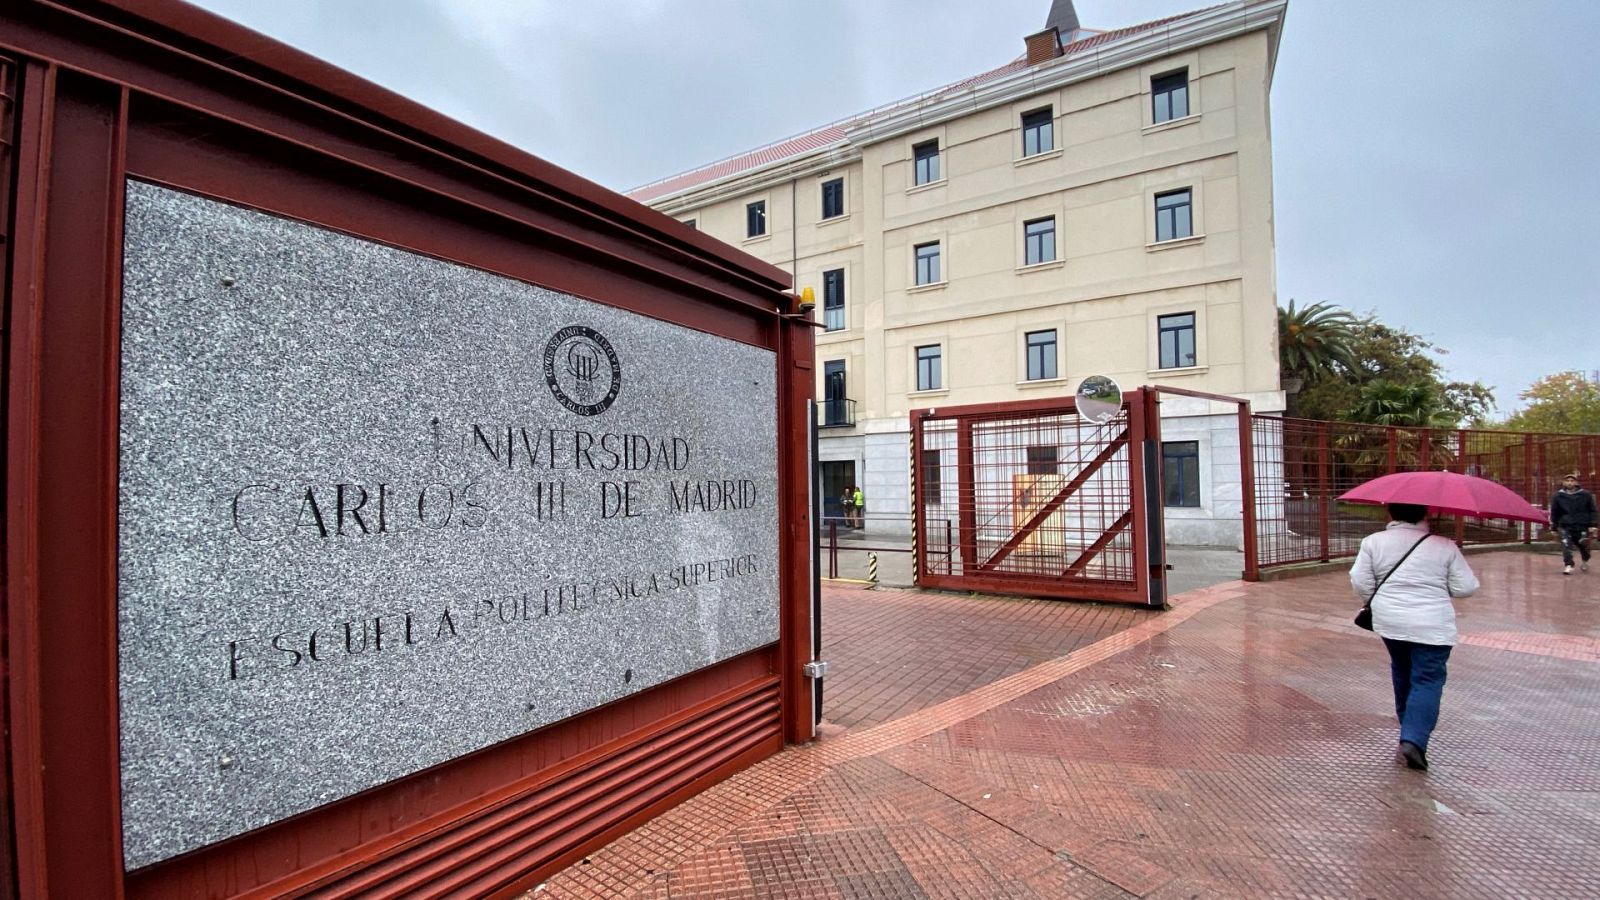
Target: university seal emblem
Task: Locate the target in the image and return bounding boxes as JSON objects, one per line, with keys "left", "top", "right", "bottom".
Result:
{"left": 544, "top": 325, "right": 622, "bottom": 416}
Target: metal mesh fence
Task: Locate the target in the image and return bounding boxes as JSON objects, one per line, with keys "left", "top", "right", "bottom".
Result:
{"left": 917, "top": 408, "right": 1135, "bottom": 588}
{"left": 1252, "top": 416, "right": 1600, "bottom": 569}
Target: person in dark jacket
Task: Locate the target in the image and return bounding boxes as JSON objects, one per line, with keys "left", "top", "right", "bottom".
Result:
{"left": 1548, "top": 472, "right": 1598, "bottom": 574}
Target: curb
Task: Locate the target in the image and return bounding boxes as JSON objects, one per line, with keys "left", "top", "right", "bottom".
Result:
{"left": 1256, "top": 542, "right": 1557, "bottom": 582}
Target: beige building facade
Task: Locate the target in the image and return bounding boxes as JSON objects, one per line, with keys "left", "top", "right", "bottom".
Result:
{"left": 630, "top": 0, "right": 1288, "bottom": 546}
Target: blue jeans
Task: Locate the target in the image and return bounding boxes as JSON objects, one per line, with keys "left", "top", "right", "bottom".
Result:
{"left": 1382, "top": 638, "right": 1452, "bottom": 752}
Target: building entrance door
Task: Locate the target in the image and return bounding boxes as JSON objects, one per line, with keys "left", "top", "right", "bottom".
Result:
{"left": 820, "top": 460, "right": 856, "bottom": 528}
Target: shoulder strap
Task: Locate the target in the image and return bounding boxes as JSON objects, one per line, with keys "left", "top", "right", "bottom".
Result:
{"left": 1364, "top": 534, "right": 1432, "bottom": 609}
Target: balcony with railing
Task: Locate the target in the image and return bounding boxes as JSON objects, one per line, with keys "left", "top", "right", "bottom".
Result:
{"left": 819, "top": 398, "right": 857, "bottom": 428}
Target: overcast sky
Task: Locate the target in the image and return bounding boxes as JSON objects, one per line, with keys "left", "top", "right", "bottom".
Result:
{"left": 186, "top": 0, "right": 1599, "bottom": 416}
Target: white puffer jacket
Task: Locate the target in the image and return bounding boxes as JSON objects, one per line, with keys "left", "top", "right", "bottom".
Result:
{"left": 1350, "top": 520, "right": 1479, "bottom": 646}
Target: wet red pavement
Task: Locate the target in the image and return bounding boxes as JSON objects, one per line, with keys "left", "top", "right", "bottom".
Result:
{"left": 534, "top": 552, "right": 1600, "bottom": 898}
{"left": 821, "top": 585, "right": 1155, "bottom": 729}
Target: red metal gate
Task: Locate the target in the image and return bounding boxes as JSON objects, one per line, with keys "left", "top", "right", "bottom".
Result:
{"left": 911, "top": 390, "right": 1164, "bottom": 606}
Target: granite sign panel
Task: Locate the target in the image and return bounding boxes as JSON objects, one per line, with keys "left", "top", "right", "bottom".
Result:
{"left": 117, "top": 181, "right": 780, "bottom": 869}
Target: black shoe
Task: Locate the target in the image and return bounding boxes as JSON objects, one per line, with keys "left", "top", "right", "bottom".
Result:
{"left": 1398, "top": 741, "right": 1428, "bottom": 771}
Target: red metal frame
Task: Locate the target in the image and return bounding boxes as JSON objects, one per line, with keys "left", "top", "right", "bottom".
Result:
{"left": 911, "top": 391, "right": 1158, "bottom": 606}
{"left": 1250, "top": 416, "right": 1594, "bottom": 575}
{"left": 1, "top": 1, "right": 813, "bottom": 896}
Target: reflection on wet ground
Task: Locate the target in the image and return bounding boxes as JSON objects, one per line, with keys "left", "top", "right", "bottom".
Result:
{"left": 539, "top": 552, "right": 1600, "bottom": 899}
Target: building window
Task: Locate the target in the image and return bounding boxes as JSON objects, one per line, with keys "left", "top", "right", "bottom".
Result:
{"left": 1021, "top": 108, "right": 1054, "bottom": 157}
{"left": 916, "top": 344, "right": 942, "bottom": 391}
{"left": 822, "top": 268, "right": 845, "bottom": 332}
{"left": 823, "top": 359, "right": 848, "bottom": 426}
{"left": 1155, "top": 189, "right": 1192, "bottom": 242}
{"left": 914, "top": 241, "right": 941, "bottom": 285}
{"left": 1026, "top": 445, "right": 1059, "bottom": 475}
{"left": 746, "top": 200, "right": 766, "bottom": 238}
{"left": 921, "top": 448, "right": 943, "bottom": 505}
{"left": 1024, "top": 217, "right": 1056, "bottom": 266}
{"left": 913, "top": 139, "right": 941, "bottom": 185}
{"left": 1158, "top": 312, "right": 1197, "bottom": 369}
{"left": 821, "top": 178, "right": 844, "bottom": 219}
{"left": 1152, "top": 70, "right": 1190, "bottom": 123}
{"left": 1162, "top": 441, "right": 1201, "bottom": 507}
{"left": 683, "top": 219, "right": 697, "bottom": 229}
{"left": 1025, "top": 329, "right": 1057, "bottom": 381}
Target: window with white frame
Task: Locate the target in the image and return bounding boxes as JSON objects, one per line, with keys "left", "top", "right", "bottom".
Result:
{"left": 914, "top": 241, "right": 941, "bottom": 285}
{"left": 1162, "top": 441, "right": 1201, "bottom": 507}
{"left": 1021, "top": 108, "right": 1054, "bottom": 157}
{"left": 1157, "top": 312, "right": 1197, "bottom": 369}
{"left": 913, "top": 139, "right": 941, "bottom": 185}
{"left": 921, "top": 449, "right": 943, "bottom": 505}
{"left": 1154, "top": 189, "right": 1192, "bottom": 242}
{"left": 746, "top": 200, "right": 766, "bottom": 238}
{"left": 1152, "top": 70, "right": 1189, "bottom": 123}
{"left": 1026, "top": 445, "right": 1059, "bottom": 475}
{"left": 822, "top": 268, "right": 845, "bottom": 332}
{"left": 1024, "top": 217, "right": 1056, "bottom": 265}
{"left": 821, "top": 177, "right": 845, "bottom": 220}
{"left": 916, "top": 344, "right": 942, "bottom": 391}
{"left": 1025, "top": 329, "right": 1057, "bottom": 381}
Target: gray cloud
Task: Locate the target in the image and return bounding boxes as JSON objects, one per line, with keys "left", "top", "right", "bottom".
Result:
{"left": 186, "top": 0, "right": 1600, "bottom": 413}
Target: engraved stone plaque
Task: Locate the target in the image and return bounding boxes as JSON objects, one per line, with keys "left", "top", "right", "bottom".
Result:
{"left": 117, "top": 181, "right": 780, "bottom": 868}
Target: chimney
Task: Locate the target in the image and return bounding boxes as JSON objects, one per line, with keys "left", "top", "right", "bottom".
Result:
{"left": 1024, "top": 27, "right": 1062, "bottom": 64}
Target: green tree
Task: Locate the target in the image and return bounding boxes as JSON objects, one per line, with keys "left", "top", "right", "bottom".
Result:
{"left": 1351, "top": 379, "right": 1455, "bottom": 427}
{"left": 1278, "top": 299, "right": 1359, "bottom": 380}
{"left": 1502, "top": 372, "right": 1600, "bottom": 433}
{"left": 1290, "top": 314, "right": 1495, "bottom": 427}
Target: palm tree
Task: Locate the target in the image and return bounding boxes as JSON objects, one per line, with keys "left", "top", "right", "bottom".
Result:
{"left": 1352, "top": 379, "right": 1456, "bottom": 428}
{"left": 1278, "top": 300, "right": 1360, "bottom": 381}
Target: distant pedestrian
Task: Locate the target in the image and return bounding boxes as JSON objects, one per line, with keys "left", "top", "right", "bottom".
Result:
{"left": 1350, "top": 503, "right": 1479, "bottom": 771}
{"left": 852, "top": 485, "right": 864, "bottom": 529}
{"left": 1548, "top": 472, "right": 1597, "bottom": 575}
{"left": 838, "top": 486, "right": 855, "bottom": 529}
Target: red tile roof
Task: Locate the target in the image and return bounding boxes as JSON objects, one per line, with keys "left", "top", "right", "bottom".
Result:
{"left": 625, "top": 5, "right": 1222, "bottom": 204}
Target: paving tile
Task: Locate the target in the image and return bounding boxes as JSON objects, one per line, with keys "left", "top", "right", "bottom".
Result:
{"left": 532, "top": 553, "right": 1600, "bottom": 898}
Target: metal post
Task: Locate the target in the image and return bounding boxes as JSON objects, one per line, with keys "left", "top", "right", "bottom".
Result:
{"left": 829, "top": 520, "right": 839, "bottom": 578}
{"left": 956, "top": 417, "right": 978, "bottom": 575}
{"left": 1524, "top": 434, "right": 1535, "bottom": 544}
{"left": 867, "top": 552, "right": 878, "bottom": 585}
{"left": 910, "top": 412, "right": 925, "bottom": 586}
{"left": 1141, "top": 389, "right": 1166, "bottom": 607}
{"left": 1454, "top": 429, "right": 1468, "bottom": 546}
{"left": 807, "top": 400, "right": 823, "bottom": 727}
{"left": 1239, "top": 402, "right": 1260, "bottom": 581}
{"left": 1317, "top": 422, "right": 1331, "bottom": 562}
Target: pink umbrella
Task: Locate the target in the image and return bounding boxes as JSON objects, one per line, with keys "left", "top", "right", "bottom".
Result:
{"left": 1338, "top": 471, "right": 1547, "bottom": 523}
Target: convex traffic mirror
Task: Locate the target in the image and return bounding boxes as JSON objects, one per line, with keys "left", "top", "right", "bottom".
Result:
{"left": 1075, "top": 375, "right": 1123, "bottom": 424}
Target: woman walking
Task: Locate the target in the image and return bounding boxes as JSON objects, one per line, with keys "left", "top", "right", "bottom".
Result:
{"left": 1350, "top": 503, "right": 1479, "bottom": 770}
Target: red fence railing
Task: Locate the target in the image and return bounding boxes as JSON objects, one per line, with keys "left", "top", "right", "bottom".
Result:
{"left": 1251, "top": 417, "right": 1600, "bottom": 570}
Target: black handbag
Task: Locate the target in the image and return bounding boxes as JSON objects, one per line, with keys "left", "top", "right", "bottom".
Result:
{"left": 1355, "top": 534, "right": 1430, "bottom": 631}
